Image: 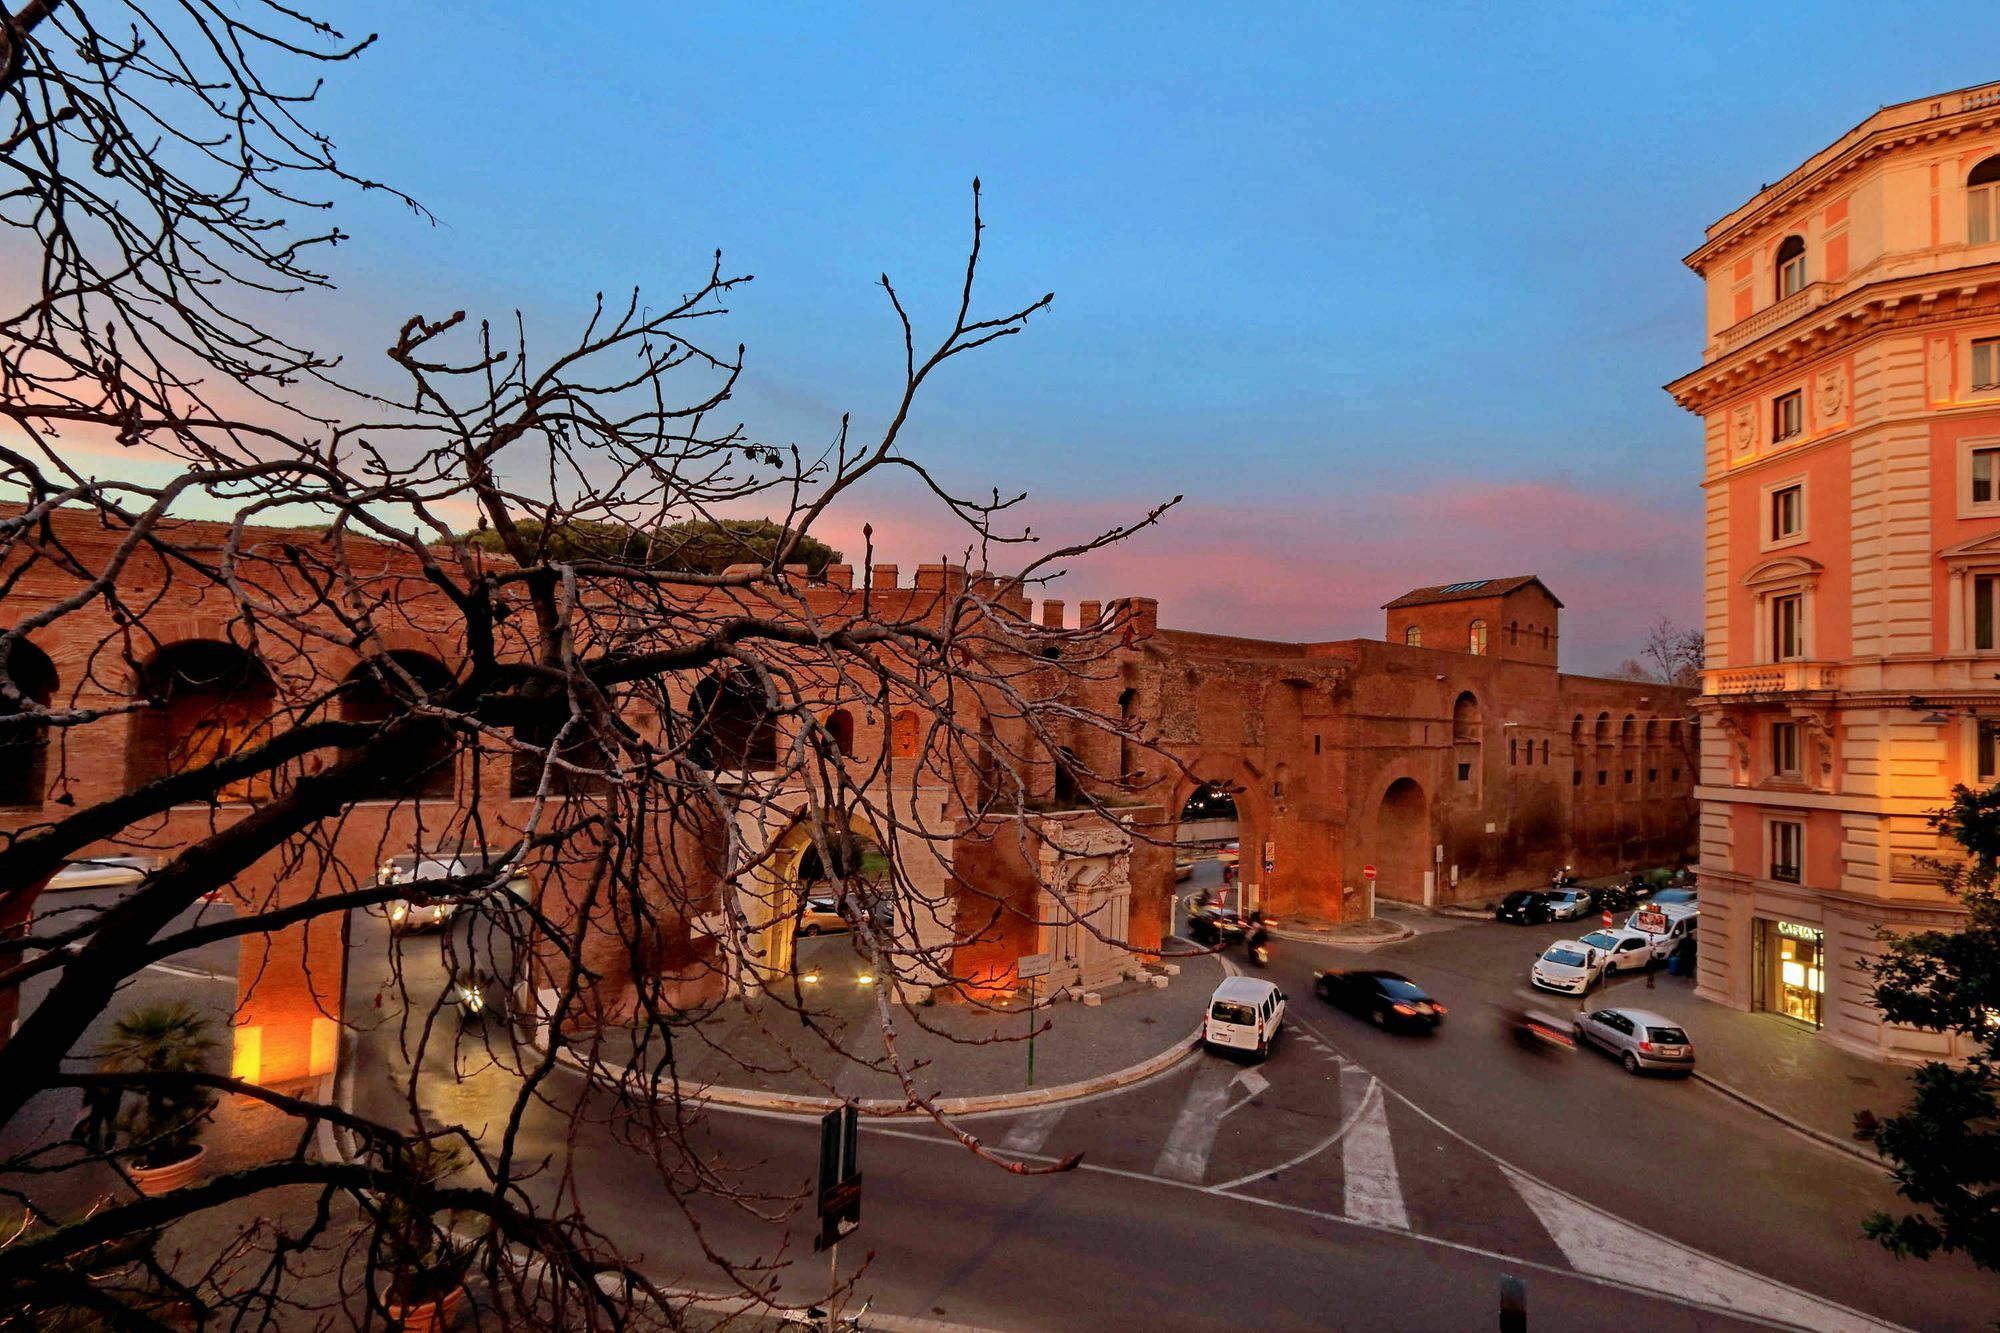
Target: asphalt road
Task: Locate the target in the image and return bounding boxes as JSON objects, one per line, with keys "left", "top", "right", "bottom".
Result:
{"left": 340, "top": 863, "right": 2000, "bottom": 1332}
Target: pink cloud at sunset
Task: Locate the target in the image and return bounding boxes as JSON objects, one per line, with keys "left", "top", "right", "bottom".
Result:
{"left": 812, "top": 478, "right": 1701, "bottom": 678}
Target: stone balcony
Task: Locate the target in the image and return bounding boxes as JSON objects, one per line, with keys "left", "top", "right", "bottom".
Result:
{"left": 1708, "top": 281, "right": 1836, "bottom": 359}
{"left": 1703, "top": 661, "right": 1839, "bottom": 696}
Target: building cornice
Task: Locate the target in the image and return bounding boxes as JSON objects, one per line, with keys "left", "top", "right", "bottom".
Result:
{"left": 1686, "top": 83, "right": 2000, "bottom": 273}
{"left": 1665, "top": 263, "right": 2000, "bottom": 412}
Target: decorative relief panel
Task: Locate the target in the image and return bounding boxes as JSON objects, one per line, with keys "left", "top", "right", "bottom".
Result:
{"left": 1731, "top": 403, "right": 1756, "bottom": 456}
{"left": 1929, "top": 335, "right": 1954, "bottom": 404}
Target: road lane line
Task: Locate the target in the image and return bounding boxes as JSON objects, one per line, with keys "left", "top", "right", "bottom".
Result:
{"left": 1339, "top": 1072, "right": 1408, "bottom": 1230}
{"left": 997, "top": 1106, "right": 1064, "bottom": 1155}
{"left": 1150, "top": 1061, "right": 1237, "bottom": 1183}
{"left": 1502, "top": 1165, "right": 1907, "bottom": 1333}
{"left": 1204, "top": 1067, "right": 1370, "bottom": 1194}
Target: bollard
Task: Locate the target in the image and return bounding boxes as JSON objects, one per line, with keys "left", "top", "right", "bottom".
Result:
{"left": 1499, "top": 1274, "right": 1526, "bottom": 1332}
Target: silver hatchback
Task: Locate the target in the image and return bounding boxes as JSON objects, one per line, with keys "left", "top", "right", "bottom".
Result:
{"left": 1572, "top": 1006, "right": 1696, "bottom": 1075}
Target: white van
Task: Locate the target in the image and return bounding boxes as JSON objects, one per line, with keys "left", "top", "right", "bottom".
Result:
{"left": 1624, "top": 902, "right": 1698, "bottom": 960}
{"left": 1204, "top": 975, "right": 1286, "bottom": 1059}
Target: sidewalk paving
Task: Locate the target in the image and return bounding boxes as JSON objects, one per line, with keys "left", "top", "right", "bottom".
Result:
{"left": 1595, "top": 970, "right": 1912, "bottom": 1162}
{"left": 547, "top": 949, "right": 1227, "bottom": 1114}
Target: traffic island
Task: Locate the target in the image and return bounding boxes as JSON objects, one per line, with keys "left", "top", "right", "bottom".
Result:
{"left": 530, "top": 948, "right": 1227, "bottom": 1117}
{"left": 1266, "top": 915, "right": 1414, "bottom": 945}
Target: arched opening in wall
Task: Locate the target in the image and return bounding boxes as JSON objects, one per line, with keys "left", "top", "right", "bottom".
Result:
{"left": 1971, "top": 156, "right": 2000, "bottom": 243}
{"left": 1539, "top": 739, "right": 1549, "bottom": 765}
{"left": 825, "top": 708, "right": 855, "bottom": 759}
{"left": 1776, "top": 233, "right": 1807, "bottom": 299}
{"left": 0, "top": 637, "right": 57, "bottom": 808}
{"left": 759, "top": 815, "right": 890, "bottom": 982}
{"left": 1540, "top": 627, "right": 1552, "bottom": 650}
{"left": 688, "top": 667, "right": 777, "bottom": 772}
{"left": 128, "top": 640, "right": 277, "bottom": 801}
{"left": 1176, "top": 781, "right": 1242, "bottom": 895}
{"left": 1507, "top": 621, "right": 1519, "bottom": 646}
{"left": 509, "top": 697, "right": 615, "bottom": 797}
{"left": 1468, "top": 620, "right": 1488, "bottom": 656}
{"left": 1451, "top": 692, "right": 1481, "bottom": 743}
{"left": 1621, "top": 714, "right": 1638, "bottom": 747}
{"left": 1644, "top": 719, "right": 1660, "bottom": 748}
{"left": 1375, "top": 778, "right": 1430, "bottom": 905}
{"left": 1594, "top": 712, "right": 1611, "bottom": 747}
{"left": 1570, "top": 715, "right": 1584, "bottom": 745}
{"left": 1117, "top": 686, "right": 1138, "bottom": 778}
{"left": 1404, "top": 625, "right": 1421, "bottom": 647}
{"left": 1052, "top": 745, "right": 1083, "bottom": 807}
{"left": 339, "top": 651, "right": 457, "bottom": 800}
{"left": 889, "top": 708, "right": 920, "bottom": 761}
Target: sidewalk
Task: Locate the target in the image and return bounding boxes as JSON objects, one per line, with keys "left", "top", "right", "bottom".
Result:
{"left": 1602, "top": 971, "right": 1912, "bottom": 1162}
{"left": 544, "top": 949, "right": 1226, "bottom": 1115}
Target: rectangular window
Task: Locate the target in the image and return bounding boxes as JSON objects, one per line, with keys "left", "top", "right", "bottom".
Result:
{"left": 1980, "top": 720, "right": 2000, "bottom": 784}
{"left": 1977, "top": 186, "right": 1999, "bottom": 245}
{"left": 1456, "top": 762, "right": 1471, "bottom": 782}
{"left": 1672, "top": 768, "right": 1683, "bottom": 781}
{"left": 1770, "top": 484, "right": 1802, "bottom": 541}
{"left": 1509, "top": 738, "right": 1518, "bottom": 765}
{"left": 1974, "top": 447, "right": 2000, "bottom": 505}
{"left": 1772, "top": 594, "right": 1804, "bottom": 660}
{"left": 1976, "top": 338, "right": 2000, "bottom": 391}
{"left": 1979, "top": 575, "right": 2000, "bottom": 652}
{"left": 1597, "top": 770, "right": 1607, "bottom": 786}
{"left": 1770, "top": 820, "right": 1803, "bottom": 883}
{"left": 1773, "top": 390, "right": 1803, "bottom": 442}
{"left": 1771, "top": 721, "right": 1801, "bottom": 777}
{"left": 1648, "top": 767, "right": 1658, "bottom": 782}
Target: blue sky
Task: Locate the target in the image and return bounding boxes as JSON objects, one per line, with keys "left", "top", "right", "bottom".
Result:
{"left": 281, "top": 3, "right": 2000, "bottom": 669}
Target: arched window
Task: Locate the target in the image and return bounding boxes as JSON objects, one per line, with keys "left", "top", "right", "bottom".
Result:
{"left": 1451, "top": 691, "right": 1481, "bottom": 743}
{"left": 1404, "top": 625, "right": 1421, "bottom": 648}
{"left": 1622, "top": 714, "right": 1638, "bottom": 746}
{"left": 1507, "top": 621, "right": 1519, "bottom": 646}
{"left": 1971, "top": 156, "right": 2000, "bottom": 244}
{"left": 1594, "top": 712, "right": 1611, "bottom": 746}
{"left": 1053, "top": 745, "right": 1083, "bottom": 807}
{"left": 1540, "top": 626, "right": 1551, "bottom": 649}
{"left": 826, "top": 708, "right": 855, "bottom": 758}
{"left": 1539, "top": 739, "right": 1549, "bottom": 765}
{"left": 889, "top": 709, "right": 920, "bottom": 759}
{"left": 1776, "top": 234, "right": 1806, "bottom": 299}
{"left": 0, "top": 636, "right": 57, "bottom": 808}
{"left": 1117, "top": 687, "right": 1138, "bottom": 777}
{"left": 128, "top": 640, "right": 276, "bottom": 801}
{"left": 1570, "top": 715, "right": 1584, "bottom": 744}
{"left": 341, "top": 651, "right": 456, "bottom": 800}
{"left": 687, "top": 667, "right": 777, "bottom": 773}
{"left": 1468, "top": 620, "right": 1488, "bottom": 656}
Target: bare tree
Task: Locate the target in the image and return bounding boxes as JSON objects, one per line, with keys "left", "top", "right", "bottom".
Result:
{"left": 0, "top": 5, "right": 1177, "bottom": 1327}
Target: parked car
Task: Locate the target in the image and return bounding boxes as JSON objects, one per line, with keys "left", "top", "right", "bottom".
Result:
{"left": 1204, "top": 975, "right": 1286, "bottom": 1060}
{"left": 1495, "top": 891, "right": 1554, "bottom": 925}
{"left": 1531, "top": 939, "right": 1608, "bottom": 994}
{"left": 1540, "top": 888, "right": 1594, "bottom": 920}
{"left": 1572, "top": 1006, "right": 1696, "bottom": 1075}
{"left": 1650, "top": 887, "right": 1698, "bottom": 906}
{"left": 47, "top": 856, "right": 153, "bottom": 892}
{"left": 1314, "top": 969, "right": 1446, "bottom": 1031}
{"left": 1577, "top": 928, "right": 1656, "bottom": 974}
{"left": 797, "top": 896, "right": 849, "bottom": 936}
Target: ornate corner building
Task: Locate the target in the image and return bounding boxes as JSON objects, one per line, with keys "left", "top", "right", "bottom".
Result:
{"left": 1666, "top": 83, "right": 2000, "bottom": 1062}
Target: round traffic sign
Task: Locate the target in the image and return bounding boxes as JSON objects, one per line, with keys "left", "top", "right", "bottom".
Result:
{"left": 1362, "top": 864, "right": 1377, "bottom": 880}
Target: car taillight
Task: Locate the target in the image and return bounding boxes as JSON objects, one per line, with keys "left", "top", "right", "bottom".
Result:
{"left": 1432, "top": 1003, "right": 1448, "bottom": 1015}
{"left": 1639, "top": 1040, "right": 1653, "bottom": 1053}
{"left": 1392, "top": 1003, "right": 1417, "bottom": 1016}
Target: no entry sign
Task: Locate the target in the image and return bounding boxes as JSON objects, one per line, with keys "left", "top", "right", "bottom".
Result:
{"left": 1362, "top": 864, "right": 1377, "bottom": 880}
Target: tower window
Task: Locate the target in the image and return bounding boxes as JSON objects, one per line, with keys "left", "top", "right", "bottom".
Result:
{"left": 1970, "top": 155, "right": 2000, "bottom": 244}
{"left": 1776, "top": 234, "right": 1806, "bottom": 298}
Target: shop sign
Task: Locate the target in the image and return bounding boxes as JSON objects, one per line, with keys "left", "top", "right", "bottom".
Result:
{"left": 1775, "top": 920, "right": 1823, "bottom": 942}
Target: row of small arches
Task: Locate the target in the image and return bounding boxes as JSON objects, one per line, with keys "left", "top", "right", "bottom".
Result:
{"left": 1570, "top": 713, "right": 1685, "bottom": 747}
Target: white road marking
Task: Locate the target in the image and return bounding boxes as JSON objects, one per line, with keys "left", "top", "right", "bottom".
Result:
{"left": 1151, "top": 1061, "right": 1238, "bottom": 1183}
{"left": 1504, "top": 1165, "right": 1908, "bottom": 1333}
{"left": 1213, "top": 1068, "right": 1269, "bottom": 1125}
{"left": 144, "top": 961, "right": 231, "bottom": 983}
{"left": 1340, "top": 1071, "right": 1408, "bottom": 1230}
{"left": 997, "top": 1106, "right": 1065, "bottom": 1155}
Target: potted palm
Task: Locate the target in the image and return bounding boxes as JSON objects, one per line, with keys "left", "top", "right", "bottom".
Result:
{"left": 95, "top": 1002, "right": 218, "bottom": 1195}
{"left": 366, "top": 1140, "right": 480, "bottom": 1332}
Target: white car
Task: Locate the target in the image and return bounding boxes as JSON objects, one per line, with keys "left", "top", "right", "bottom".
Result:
{"left": 1531, "top": 939, "right": 1608, "bottom": 994}
{"left": 1577, "top": 928, "right": 1656, "bottom": 974}
{"left": 1540, "top": 888, "right": 1593, "bottom": 921}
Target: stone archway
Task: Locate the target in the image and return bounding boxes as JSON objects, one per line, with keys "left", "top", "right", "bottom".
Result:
{"left": 1375, "top": 777, "right": 1431, "bottom": 905}
{"left": 745, "top": 812, "right": 887, "bottom": 985}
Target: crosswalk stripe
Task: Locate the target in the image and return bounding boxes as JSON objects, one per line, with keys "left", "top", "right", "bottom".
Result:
{"left": 1151, "top": 1062, "right": 1237, "bottom": 1183}
{"left": 1503, "top": 1166, "right": 1910, "bottom": 1333}
{"left": 1340, "top": 1071, "right": 1409, "bottom": 1230}
{"left": 998, "top": 1107, "right": 1065, "bottom": 1155}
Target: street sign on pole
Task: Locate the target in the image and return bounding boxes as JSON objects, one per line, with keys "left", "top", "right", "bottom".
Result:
{"left": 1602, "top": 911, "right": 1613, "bottom": 928}
{"left": 815, "top": 1104, "right": 860, "bottom": 1253}
{"left": 1362, "top": 864, "right": 1378, "bottom": 881}
{"left": 1016, "top": 952, "right": 1052, "bottom": 980}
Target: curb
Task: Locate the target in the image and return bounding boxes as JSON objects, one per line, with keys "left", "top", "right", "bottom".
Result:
{"left": 1691, "top": 1069, "right": 1882, "bottom": 1166}
{"left": 537, "top": 1014, "right": 1207, "bottom": 1119}
{"left": 1267, "top": 922, "right": 1415, "bottom": 946}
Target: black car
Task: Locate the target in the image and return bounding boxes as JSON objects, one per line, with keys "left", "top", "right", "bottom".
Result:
{"left": 1495, "top": 891, "right": 1554, "bottom": 925}
{"left": 1314, "top": 969, "right": 1446, "bottom": 1031}
{"left": 1186, "top": 905, "right": 1250, "bottom": 945}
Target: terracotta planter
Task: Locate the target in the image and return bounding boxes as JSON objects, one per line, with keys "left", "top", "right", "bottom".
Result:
{"left": 128, "top": 1144, "right": 205, "bottom": 1196}
{"left": 384, "top": 1281, "right": 465, "bottom": 1332}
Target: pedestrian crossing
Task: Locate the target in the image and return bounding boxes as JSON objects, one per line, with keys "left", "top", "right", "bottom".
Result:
{"left": 962, "top": 1019, "right": 1913, "bottom": 1333}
